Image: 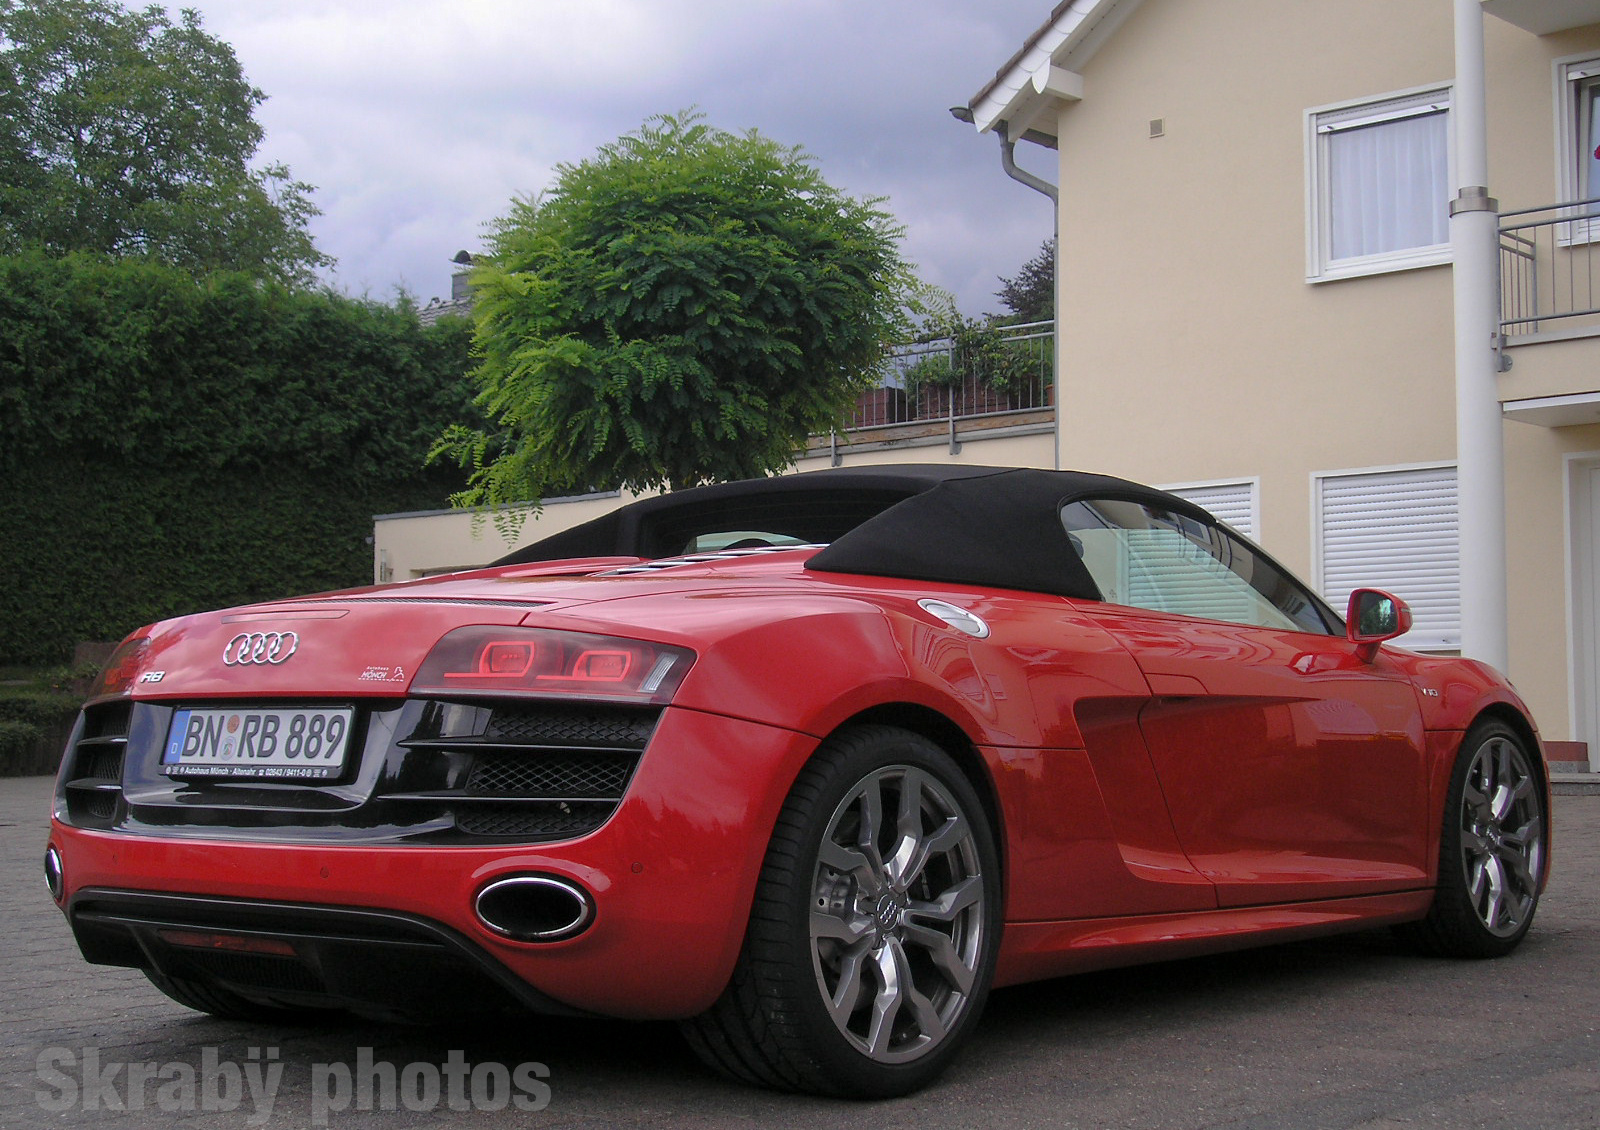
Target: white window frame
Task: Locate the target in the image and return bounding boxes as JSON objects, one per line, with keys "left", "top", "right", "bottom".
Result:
{"left": 1311, "top": 462, "right": 1459, "bottom": 651}
{"left": 1158, "top": 477, "right": 1260, "bottom": 540}
{"left": 1305, "top": 84, "right": 1454, "bottom": 283}
{"left": 1554, "top": 52, "right": 1600, "bottom": 245}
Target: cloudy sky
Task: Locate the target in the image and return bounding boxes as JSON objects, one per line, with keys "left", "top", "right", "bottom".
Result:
{"left": 178, "top": 0, "right": 1058, "bottom": 317}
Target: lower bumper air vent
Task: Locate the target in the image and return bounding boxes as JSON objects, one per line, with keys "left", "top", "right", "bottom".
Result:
{"left": 388, "top": 700, "right": 659, "bottom": 842}
{"left": 61, "top": 703, "right": 132, "bottom": 828}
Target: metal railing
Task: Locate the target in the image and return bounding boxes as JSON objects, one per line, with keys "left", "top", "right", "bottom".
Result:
{"left": 844, "top": 320, "right": 1055, "bottom": 431}
{"left": 1500, "top": 197, "right": 1600, "bottom": 339}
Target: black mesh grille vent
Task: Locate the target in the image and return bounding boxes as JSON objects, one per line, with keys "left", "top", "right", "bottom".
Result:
{"left": 466, "top": 751, "right": 634, "bottom": 798}
{"left": 78, "top": 787, "right": 120, "bottom": 822}
{"left": 78, "top": 745, "right": 126, "bottom": 783}
{"left": 372, "top": 701, "right": 663, "bottom": 842}
{"left": 63, "top": 703, "right": 131, "bottom": 827}
{"left": 83, "top": 704, "right": 132, "bottom": 742}
{"left": 482, "top": 704, "right": 657, "bottom": 749}
{"left": 455, "top": 802, "right": 615, "bottom": 838}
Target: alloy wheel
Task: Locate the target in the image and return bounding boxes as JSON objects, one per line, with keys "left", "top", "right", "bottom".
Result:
{"left": 808, "top": 764, "right": 987, "bottom": 1064}
{"left": 1458, "top": 733, "right": 1545, "bottom": 938}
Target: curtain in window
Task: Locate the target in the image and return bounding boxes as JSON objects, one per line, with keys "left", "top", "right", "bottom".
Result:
{"left": 1327, "top": 110, "right": 1448, "bottom": 261}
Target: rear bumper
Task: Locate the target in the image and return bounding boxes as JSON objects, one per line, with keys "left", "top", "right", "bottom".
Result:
{"left": 48, "top": 707, "right": 817, "bottom": 1020}
{"left": 67, "top": 887, "right": 590, "bottom": 1020}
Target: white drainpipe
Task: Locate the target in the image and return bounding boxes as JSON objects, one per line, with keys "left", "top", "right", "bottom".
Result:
{"left": 999, "top": 135, "right": 1063, "bottom": 471}
{"left": 952, "top": 105, "right": 1064, "bottom": 469}
{"left": 1450, "top": 0, "right": 1510, "bottom": 672}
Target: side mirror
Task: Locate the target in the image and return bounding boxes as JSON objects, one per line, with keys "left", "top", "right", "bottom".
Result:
{"left": 1346, "top": 588, "right": 1412, "bottom": 661}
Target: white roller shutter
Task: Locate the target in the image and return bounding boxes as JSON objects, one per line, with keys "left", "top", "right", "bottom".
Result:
{"left": 1162, "top": 480, "right": 1257, "bottom": 538}
{"left": 1316, "top": 465, "right": 1459, "bottom": 650}
{"left": 1123, "top": 528, "right": 1258, "bottom": 624}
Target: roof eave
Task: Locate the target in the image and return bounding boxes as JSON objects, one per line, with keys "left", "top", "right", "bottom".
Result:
{"left": 965, "top": 0, "right": 1147, "bottom": 145}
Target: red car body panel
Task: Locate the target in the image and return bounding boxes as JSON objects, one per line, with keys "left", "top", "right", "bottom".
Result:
{"left": 54, "top": 703, "right": 816, "bottom": 1019}
{"left": 46, "top": 468, "right": 1552, "bottom": 1036}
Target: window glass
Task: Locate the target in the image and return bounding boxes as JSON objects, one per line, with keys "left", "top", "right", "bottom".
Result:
{"left": 1062, "top": 499, "right": 1331, "bottom": 634}
{"left": 1306, "top": 87, "right": 1452, "bottom": 281}
{"left": 1326, "top": 108, "right": 1449, "bottom": 260}
{"left": 1159, "top": 480, "right": 1256, "bottom": 538}
{"left": 682, "top": 531, "right": 809, "bottom": 553}
{"left": 1582, "top": 76, "right": 1600, "bottom": 202}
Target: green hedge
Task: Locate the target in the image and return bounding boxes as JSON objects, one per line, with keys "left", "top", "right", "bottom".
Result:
{"left": 0, "top": 684, "right": 81, "bottom": 727}
{"left": 0, "top": 459, "right": 466, "bottom": 663}
{"left": 0, "top": 721, "right": 43, "bottom": 767}
{"left": 0, "top": 251, "right": 477, "bottom": 664}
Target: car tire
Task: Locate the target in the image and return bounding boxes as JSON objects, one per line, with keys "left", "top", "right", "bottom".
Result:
{"left": 1396, "top": 719, "right": 1547, "bottom": 959}
{"left": 682, "top": 725, "right": 1002, "bottom": 1098}
{"left": 143, "top": 969, "right": 339, "bottom": 1024}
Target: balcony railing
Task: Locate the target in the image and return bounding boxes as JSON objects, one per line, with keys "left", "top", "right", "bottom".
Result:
{"left": 844, "top": 320, "right": 1055, "bottom": 430}
{"left": 1500, "top": 197, "right": 1600, "bottom": 340}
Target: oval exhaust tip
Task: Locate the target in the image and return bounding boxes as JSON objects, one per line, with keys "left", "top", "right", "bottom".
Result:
{"left": 475, "top": 875, "right": 593, "bottom": 943}
{"left": 44, "top": 847, "right": 63, "bottom": 902}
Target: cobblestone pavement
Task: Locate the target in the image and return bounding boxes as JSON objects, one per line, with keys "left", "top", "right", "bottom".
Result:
{"left": 4, "top": 774, "right": 1597, "bottom": 1129}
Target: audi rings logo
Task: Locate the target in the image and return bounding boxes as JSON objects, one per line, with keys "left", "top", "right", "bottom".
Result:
{"left": 222, "top": 631, "right": 300, "bottom": 666}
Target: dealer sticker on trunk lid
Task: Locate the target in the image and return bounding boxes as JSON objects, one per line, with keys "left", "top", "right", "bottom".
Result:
{"left": 161, "top": 706, "right": 353, "bottom": 779}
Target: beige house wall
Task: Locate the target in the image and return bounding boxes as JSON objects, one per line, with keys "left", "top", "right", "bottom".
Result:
{"left": 373, "top": 491, "right": 639, "bottom": 582}
{"left": 1043, "top": 0, "right": 1600, "bottom": 741}
{"left": 1052, "top": 0, "right": 1458, "bottom": 578}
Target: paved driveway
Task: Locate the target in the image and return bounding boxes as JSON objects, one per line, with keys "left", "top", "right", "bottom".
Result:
{"left": 4, "top": 774, "right": 1597, "bottom": 1129}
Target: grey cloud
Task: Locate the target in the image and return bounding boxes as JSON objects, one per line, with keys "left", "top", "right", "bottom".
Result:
{"left": 192, "top": 0, "right": 1054, "bottom": 312}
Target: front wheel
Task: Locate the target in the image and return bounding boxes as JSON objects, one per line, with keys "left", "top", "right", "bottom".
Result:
{"left": 683, "top": 725, "right": 1001, "bottom": 1097}
{"left": 1398, "top": 720, "right": 1547, "bottom": 958}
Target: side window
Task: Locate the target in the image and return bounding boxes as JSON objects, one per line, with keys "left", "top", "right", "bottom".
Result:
{"left": 1160, "top": 478, "right": 1259, "bottom": 538}
{"left": 1063, "top": 499, "right": 1332, "bottom": 635}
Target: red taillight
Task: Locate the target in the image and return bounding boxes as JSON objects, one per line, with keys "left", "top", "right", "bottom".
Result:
{"left": 91, "top": 635, "right": 151, "bottom": 698}
{"left": 446, "top": 640, "right": 536, "bottom": 680}
{"left": 414, "top": 627, "right": 693, "bottom": 703}
{"left": 560, "top": 649, "right": 632, "bottom": 682}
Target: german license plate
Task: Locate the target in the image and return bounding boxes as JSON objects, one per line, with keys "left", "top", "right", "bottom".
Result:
{"left": 162, "top": 707, "right": 353, "bottom": 779}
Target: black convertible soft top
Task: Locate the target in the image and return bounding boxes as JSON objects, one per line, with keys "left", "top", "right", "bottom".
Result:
{"left": 496, "top": 464, "right": 1215, "bottom": 600}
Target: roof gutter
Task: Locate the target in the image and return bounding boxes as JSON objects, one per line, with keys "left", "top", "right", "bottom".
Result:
{"left": 950, "top": 106, "right": 1058, "bottom": 204}
{"left": 999, "top": 135, "right": 1058, "bottom": 204}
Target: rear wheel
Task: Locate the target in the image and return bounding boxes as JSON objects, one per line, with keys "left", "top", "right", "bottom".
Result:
{"left": 1398, "top": 720, "right": 1546, "bottom": 958}
{"left": 683, "top": 725, "right": 1001, "bottom": 1097}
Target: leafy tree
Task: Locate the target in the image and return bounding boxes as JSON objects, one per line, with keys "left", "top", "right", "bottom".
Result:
{"left": 0, "top": 0, "right": 328, "bottom": 284}
{"left": 995, "top": 237, "right": 1055, "bottom": 323}
{"left": 436, "top": 110, "right": 912, "bottom": 511}
{"left": 903, "top": 287, "right": 1039, "bottom": 398}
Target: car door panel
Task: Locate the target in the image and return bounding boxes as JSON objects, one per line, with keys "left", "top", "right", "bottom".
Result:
{"left": 971, "top": 599, "right": 1218, "bottom": 920}
{"left": 1082, "top": 604, "right": 1430, "bottom": 906}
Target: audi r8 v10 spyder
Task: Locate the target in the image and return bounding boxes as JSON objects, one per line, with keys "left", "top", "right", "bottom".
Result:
{"left": 45, "top": 465, "right": 1550, "bottom": 1097}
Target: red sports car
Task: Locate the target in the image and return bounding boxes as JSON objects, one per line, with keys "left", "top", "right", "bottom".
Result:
{"left": 45, "top": 465, "right": 1550, "bottom": 1097}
